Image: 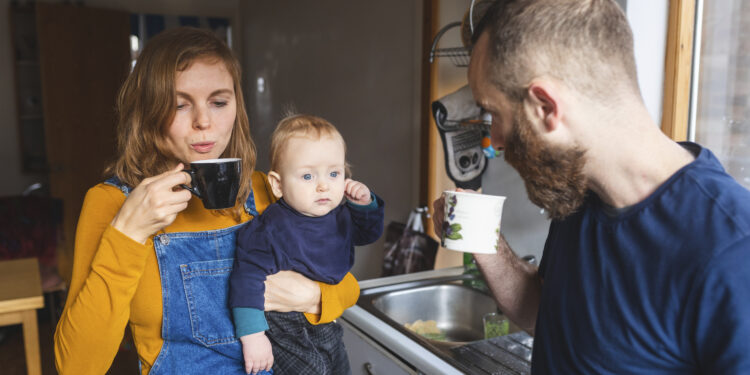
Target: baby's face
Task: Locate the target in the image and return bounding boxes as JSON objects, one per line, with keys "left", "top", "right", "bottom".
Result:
{"left": 276, "top": 134, "right": 346, "bottom": 217}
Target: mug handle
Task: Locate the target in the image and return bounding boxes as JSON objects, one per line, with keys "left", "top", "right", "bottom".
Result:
{"left": 180, "top": 169, "right": 202, "bottom": 198}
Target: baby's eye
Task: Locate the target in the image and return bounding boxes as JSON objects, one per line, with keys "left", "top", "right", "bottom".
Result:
{"left": 330, "top": 171, "right": 339, "bottom": 178}
{"left": 302, "top": 174, "right": 312, "bottom": 180}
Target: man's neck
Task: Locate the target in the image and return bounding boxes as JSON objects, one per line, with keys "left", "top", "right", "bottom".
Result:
{"left": 582, "top": 106, "right": 695, "bottom": 209}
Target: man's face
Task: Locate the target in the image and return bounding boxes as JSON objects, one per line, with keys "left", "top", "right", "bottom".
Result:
{"left": 469, "top": 32, "right": 588, "bottom": 220}
{"left": 504, "top": 105, "right": 588, "bottom": 220}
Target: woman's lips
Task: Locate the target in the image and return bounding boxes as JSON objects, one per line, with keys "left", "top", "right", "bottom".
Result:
{"left": 191, "top": 142, "right": 215, "bottom": 153}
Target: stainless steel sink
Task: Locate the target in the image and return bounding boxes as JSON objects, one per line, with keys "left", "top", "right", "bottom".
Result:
{"left": 371, "top": 283, "right": 498, "bottom": 344}
{"left": 352, "top": 269, "right": 533, "bottom": 374}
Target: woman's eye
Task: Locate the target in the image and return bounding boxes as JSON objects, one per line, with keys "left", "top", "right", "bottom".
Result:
{"left": 330, "top": 171, "right": 339, "bottom": 178}
{"left": 176, "top": 103, "right": 187, "bottom": 110}
{"left": 213, "top": 101, "right": 228, "bottom": 108}
{"left": 303, "top": 174, "right": 312, "bottom": 180}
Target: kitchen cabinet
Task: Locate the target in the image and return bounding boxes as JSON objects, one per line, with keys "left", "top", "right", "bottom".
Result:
{"left": 341, "top": 319, "right": 417, "bottom": 375}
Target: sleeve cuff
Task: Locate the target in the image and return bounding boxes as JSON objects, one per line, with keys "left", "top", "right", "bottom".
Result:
{"left": 305, "top": 273, "right": 360, "bottom": 325}
{"left": 347, "top": 192, "right": 379, "bottom": 211}
{"left": 233, "top": 307, "right": 269, "bottom": 337}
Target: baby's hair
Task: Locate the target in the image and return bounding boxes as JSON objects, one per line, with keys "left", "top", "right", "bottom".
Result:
{"left": 270, "top": 114, "right": 351, "bottom": 177}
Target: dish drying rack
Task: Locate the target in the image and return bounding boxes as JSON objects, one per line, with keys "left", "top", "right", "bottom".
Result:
{"left": 429, "top": 0, "right": 483, "bottom": 67}
{"left": 429, "top": 21, "right": 470, "bottom": 67}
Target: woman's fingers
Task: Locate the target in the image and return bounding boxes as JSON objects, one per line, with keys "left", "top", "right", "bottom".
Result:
{"left": 264, "top": 270, "right": 320, "bottom": 314}
{"left": 147, "top": 165, "right": 191, "bottom": 194}
{"left": 112, "top": 164, "right": 193, "bottom": 243}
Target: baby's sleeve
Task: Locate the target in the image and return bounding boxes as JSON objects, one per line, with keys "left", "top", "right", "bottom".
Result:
{"left": 228, "top": 219, "right": 279, "bottom": 311}
{"left": 347, "top": 192, "right": 385, "bottom": 246}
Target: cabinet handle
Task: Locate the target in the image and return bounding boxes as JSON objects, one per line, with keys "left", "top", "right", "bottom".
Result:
{"left": 364, "top": 362, "right": 377, "bottom": 375}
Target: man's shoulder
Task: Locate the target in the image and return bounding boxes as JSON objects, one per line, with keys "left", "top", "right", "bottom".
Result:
{"left": 681, "top": 163, "right": 750, "bottom": 233}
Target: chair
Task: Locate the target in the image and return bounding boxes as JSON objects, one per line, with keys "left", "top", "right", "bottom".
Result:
{"left": 0, "top": 192, "right": 67, "bottom": 323}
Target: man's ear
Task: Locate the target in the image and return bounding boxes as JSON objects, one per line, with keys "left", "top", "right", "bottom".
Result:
{"left": 267, "top": 171, "right": 283, "bottom": 198}
{"left": 525, "top": 80, "right": 563, "bottom": 133}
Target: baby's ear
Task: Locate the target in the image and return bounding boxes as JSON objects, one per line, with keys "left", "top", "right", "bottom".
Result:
{"left": 267, "top": 171, "right": 283, "bottom": 198}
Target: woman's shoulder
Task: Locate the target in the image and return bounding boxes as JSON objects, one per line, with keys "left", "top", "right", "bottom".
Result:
{"left": 84, "top": 182, "right": 128, "bottom": 208}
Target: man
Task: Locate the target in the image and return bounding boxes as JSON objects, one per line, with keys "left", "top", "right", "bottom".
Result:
{"left": 433, "top": 0, "right": 750, "bottom": 373}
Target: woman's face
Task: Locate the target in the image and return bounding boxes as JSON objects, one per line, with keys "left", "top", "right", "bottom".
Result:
{"left": 165, "top": 57, "right": 236, "bottom": 164}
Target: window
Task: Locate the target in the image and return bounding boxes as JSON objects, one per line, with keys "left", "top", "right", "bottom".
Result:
{"left": 692, "top": 0, "right": 750, "bottom": 188}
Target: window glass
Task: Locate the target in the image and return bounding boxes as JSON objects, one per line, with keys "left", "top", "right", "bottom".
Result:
{"left": 694, "top": 0, "right": 750, "bottom": 188}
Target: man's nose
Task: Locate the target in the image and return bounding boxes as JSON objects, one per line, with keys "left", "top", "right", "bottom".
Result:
{"left": 490, "top": 119, "right": 505, "bottom": 150}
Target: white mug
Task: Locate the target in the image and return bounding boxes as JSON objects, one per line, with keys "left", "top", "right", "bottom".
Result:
{"left": 442, "top": 190, "right": 506, "bottom": 254}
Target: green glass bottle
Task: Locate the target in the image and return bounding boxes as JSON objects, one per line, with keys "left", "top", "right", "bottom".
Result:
{"left": 463, "top": 253, "right": 486, "bottom": 291}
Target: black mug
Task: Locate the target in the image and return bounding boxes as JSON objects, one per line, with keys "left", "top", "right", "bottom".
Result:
{"left": 181, "top": 158, "right": 241, "bottom": 209}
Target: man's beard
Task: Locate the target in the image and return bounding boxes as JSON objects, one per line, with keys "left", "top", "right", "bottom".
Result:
{"left": 503, "top": 105, "right": 588, "bottom": 221}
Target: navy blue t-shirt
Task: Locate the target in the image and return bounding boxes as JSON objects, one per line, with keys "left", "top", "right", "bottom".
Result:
{"left": 532, "top": 143, "right": 750, "bottom": 374}
{"left": 229, "top": 194, "right": 384, "bottom": 335}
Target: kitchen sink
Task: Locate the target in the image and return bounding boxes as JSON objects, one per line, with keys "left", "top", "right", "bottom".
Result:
{"left": 371, "top": 283, "right": 499, "bottom": 344}
{"left": 353, "top": 269, "right": 533, "bottom": 374}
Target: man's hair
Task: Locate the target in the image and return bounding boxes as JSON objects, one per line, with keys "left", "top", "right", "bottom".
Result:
{"left": 472, "top": 0, "right": 639, "bottom": 102}
{"left": 270, "top": 114, "right": 348, "bottom": 174}
{"left": 106, "top": 27, "right": 256, "bottom": 219}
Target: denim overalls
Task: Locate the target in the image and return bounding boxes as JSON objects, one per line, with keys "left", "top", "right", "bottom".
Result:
{"left": 105, "top": 177, "right": 271, "bottom": 374}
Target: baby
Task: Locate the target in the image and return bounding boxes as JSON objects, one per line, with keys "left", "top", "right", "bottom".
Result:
{"left": 229, "top": 114, "right": 384, "bottom": 374}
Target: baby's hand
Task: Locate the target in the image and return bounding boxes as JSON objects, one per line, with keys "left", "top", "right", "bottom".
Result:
{"left": 239, "top": 332, "right": 273, "bottom": 374}
{"left": 345, "top": 179, "right": 372, "bottom": 205}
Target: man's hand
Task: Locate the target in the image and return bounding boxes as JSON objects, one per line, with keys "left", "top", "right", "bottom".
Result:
{"left": 240, "top": 332, "right": 273, "bottom": 374}
{"left": 344, "top": 178, "right": 372, "bottom": 205}
{"left": 432, "top": 188, "right": 472, "bottom": 238}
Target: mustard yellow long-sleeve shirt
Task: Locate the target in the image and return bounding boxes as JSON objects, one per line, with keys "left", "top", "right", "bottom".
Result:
{"left": 54, "top": 172, "right": 360, "bottom": 374}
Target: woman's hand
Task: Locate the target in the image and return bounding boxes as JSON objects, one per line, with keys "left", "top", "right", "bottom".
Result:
{"left": 264, "top": 271, "right": 321, "bottom": 314}
{"left": 110, "top": 164, "right": 192, "bottom": 244}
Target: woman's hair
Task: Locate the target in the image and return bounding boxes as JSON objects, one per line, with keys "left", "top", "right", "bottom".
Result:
{"left": 105, "top": 27, "right": 255, "bottom": 219}
{"left": 269, "top": 114, "right": 349, "bottom": 176}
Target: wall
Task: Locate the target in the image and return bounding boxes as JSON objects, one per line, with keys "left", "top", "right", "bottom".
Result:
{"left": 0, "top": 0, "right": 46, "bottom": 196}
{"left": 625, "top": 0, "right": 669, "bottom": 125}
{"left": 240, "top": 1, "right": 424, "bottom": 280}
{"left": 0, "top": 0, "right": 241, "bottom": 197}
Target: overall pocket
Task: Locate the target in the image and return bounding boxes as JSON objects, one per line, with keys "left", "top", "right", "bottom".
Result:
{"left": 180, "top": 258, "right": 238, "bottom": 346}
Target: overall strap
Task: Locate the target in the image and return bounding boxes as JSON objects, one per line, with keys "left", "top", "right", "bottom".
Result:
{"left": 243, "top": 190, "right": 259, "bottom": 217}
{"left": 246, "top": 171, "right": 277, "bottom": 217}
{"left": 103, "top": 176, "right": 133, "bottom": 197}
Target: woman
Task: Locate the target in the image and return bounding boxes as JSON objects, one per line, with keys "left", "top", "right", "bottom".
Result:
{"left": 54, "top": 27, "right": 359, "bottom": 374}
